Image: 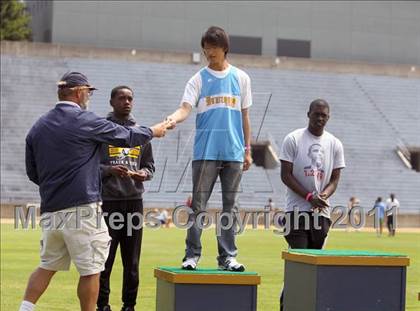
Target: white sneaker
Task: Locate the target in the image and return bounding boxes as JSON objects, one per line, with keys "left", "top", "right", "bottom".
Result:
{"left": 181, "top": 256, "right": 200, "bottom": 270}
{"left": 219, "top": 257, "right": 245, "bottom": 272}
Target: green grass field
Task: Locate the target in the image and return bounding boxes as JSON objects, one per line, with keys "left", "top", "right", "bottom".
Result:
{"left": 1, "top": 224, "right": 419, "bottom": 310}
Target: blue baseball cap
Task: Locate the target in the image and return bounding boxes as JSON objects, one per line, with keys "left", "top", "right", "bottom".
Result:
{"left": 57, "top": 71, "right": 97, "bottom": 90}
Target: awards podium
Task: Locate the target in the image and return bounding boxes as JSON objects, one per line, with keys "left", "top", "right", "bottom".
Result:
{"left": 154, "top": 267, "right": 261, "bottom": 311}
{"left": 282, "top": 249, "right": 410, "bottom": 311}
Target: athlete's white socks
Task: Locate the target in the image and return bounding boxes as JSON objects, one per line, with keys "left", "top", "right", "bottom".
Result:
{"left": 19, "top": 300, "right": 35, "bottom": 311}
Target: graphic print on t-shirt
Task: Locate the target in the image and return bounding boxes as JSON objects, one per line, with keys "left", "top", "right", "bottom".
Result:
{"left": 304, "top": 143, "right": 325, "bottom": 180}
{"left": 108, "top": 145, "right": 141, "bottom": 166}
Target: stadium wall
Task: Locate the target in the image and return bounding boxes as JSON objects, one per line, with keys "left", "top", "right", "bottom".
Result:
{"left": 26, "top": 1, "right": 420, "bottom": 65}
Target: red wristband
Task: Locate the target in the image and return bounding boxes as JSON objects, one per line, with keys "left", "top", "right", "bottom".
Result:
{"left": 305, "top": 192, "right": 313, "bottom": 201}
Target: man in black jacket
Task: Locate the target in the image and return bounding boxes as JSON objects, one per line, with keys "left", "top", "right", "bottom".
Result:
{"left": 97, "top": 86, "right": 154, "bottom": 311}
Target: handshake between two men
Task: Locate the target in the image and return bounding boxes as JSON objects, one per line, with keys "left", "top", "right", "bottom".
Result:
{"left": 109, "top": 104, "right": 188, "bottom": 180}
{"left": 149, "top": 103, "right": 192, "bottom": 137}
{"left": 149, "top": 118, "right": 177, "bottom": 138}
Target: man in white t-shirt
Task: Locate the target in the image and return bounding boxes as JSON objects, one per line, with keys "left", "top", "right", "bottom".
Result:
{"left": 386, "top": 193, "right": 399, "bottom": 236}
{"left": 280, "top": 99, "right": 345, "bottom": 242}
{"left": 278, "top": 99, "right": 345, "bottom": 310}
{"left": 165, "top": 26, "right": 252, "bottom": 272}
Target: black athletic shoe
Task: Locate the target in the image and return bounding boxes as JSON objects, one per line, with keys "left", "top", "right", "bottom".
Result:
{"left": 121, "top": 306, "right": 135, "bottom": 311}
{"left": 97, "top": 306, "right": 112, "bottom": 311}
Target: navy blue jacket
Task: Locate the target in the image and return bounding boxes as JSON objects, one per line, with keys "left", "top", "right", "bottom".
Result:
{"left": 25, "top": 102, "right": 153, "bottom": 213}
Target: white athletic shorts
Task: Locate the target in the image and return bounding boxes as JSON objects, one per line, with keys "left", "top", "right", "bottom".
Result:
{"left": 39, "top": 202, "right": 111, "bottom": 276}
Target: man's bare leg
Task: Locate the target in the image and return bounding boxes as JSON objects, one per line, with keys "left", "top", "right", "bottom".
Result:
{"left": 19, "top": 267, "right": 56, "bottom": 310}
{"left": 78, "top": 273, "right": 100, "bottom": 311}
{"left": 23, "top": 267, "right": 56, "bottom": 303}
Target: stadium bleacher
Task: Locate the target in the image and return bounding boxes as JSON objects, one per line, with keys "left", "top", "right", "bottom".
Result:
{"left": 1, "top": 54, "right": 419, "bottom": 213}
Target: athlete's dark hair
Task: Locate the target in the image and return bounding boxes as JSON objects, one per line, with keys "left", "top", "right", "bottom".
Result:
{"left": 309, "top": 99, "right": 330, "bottom": 112}
{"left": 110, "top": 85, "right": 133, "bottom": 99}
{"left": 201, "top": 26, "right": 230, "bottom": 56}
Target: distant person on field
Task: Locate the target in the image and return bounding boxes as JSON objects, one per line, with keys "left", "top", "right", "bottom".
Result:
{"left": 155, "top": 209, "right": 171, "bottom": 228}
{"left": 266, "top": 198, "right": 275, "bottom": 225}
{"left": 370, "top": 197, "right": 386, "bottom": 237}
{"left": 186, "top": 194, "right": 193, "bottom": 208}
{"left": 266, "top": 197, "right": 275, "bottom": 211}
{"left": 347, "top": 196, "right": 360, "bottom": 230}
{"left": 386, "top": 193, "right": 399, "bottom": 237}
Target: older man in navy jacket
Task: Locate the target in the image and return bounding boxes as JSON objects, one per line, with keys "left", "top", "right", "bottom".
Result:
{"left": 19, "top": 72, "right": 171, "bottom": 311}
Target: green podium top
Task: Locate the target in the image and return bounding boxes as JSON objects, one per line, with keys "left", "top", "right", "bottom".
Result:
{"left": 289, "top": 249, "right": 407, "bottom": 257}
{"left": 282, "top": 249, "right": 410, "bottom": 267}
{"left": 154, "top": 267, "right": 261, "bottom": 285}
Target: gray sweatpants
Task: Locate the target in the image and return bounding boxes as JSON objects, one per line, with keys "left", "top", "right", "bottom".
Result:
{"left": 184, "top": 160, "right": 243, "bottom": 264}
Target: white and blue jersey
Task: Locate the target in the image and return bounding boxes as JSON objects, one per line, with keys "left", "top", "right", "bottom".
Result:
{"left": 181, "top": 65, "right": 252, "bottom": 162}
